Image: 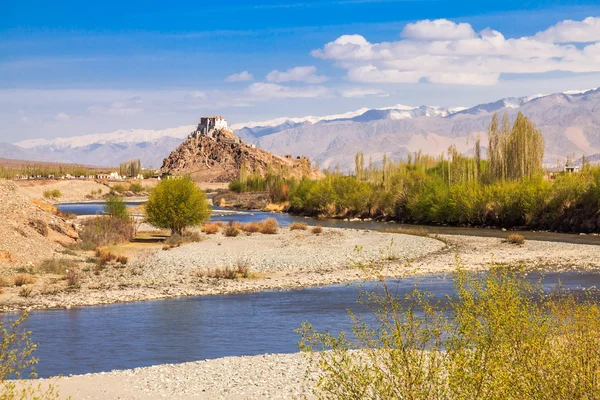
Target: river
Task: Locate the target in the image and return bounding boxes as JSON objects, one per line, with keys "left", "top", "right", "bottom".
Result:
{"left": 3, "top": 271, "right": 600, "bottom": 378}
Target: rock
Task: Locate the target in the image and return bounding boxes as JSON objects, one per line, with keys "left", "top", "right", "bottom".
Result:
{"left": 160, "top": 128, "right": 322, "bottom": 183}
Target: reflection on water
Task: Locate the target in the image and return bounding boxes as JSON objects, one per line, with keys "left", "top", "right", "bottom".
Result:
{"left": 3, "top": 271, "right": 600, "bottom": 378}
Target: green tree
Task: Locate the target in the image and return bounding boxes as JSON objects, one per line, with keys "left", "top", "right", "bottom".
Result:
{"left": 104, "top": 195, "right": 129, "bottom": 221}
{"left": 145, "top": 177, "right": 210, "bottom": 235}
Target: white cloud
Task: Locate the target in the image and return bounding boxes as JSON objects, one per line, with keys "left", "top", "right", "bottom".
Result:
{"left": 266, "top": 66, "right": 328, "bottom": 83}
{"left": 401, "top": 19, "right": 476, "bottom": 40}
{"left": 88, "top": 96, "right": 143, "bottom": 116}
{"left": 338, "top": 87, "right": 389, "bottom": 98}
{"left": 225, "top": 71, "right": 254, "bottom": 82}
{"left": 245, "top": 82, "right": 330, "bottom": 99}
{"left": 54, "top": 112, "right": 70, "bottom": 121}
{"left": 535, "top": 17, "right": 600, "bottom": 43}
{"left": 312, "top": 17, "right": 600, "bottom": 86}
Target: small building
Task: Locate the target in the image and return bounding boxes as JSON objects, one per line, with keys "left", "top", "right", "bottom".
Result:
{"left": 564, "top": 164, "right": 580, "bottom": 173}
{"left": 197, "top": 116, "right": 228, "bottom": 135}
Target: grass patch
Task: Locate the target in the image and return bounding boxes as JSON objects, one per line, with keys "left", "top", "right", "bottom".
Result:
{"left": 380, "top": 227, "right": 431, "bottom": 237}
{"left": 289, "top": 222, "right": 308, "bottom": 231}
{"left": 201, "top": 222, "right": 222, "bottom": 234}
{"left": 259, "top": 218, "right": 278, "bottom": 234}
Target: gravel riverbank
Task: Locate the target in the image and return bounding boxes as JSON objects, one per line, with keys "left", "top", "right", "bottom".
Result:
{"left": 0, "top": 228, "right": 445, "bottom": 312}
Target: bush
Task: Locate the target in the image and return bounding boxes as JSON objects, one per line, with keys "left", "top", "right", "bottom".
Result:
{"left": 311, "top": 225, "right": 323, "bottom": 235}
{"left": 241, "top": 222, "right": 261, "bottom": 233}
{"left": 111, "top": 184, "right": 126, "bottom": 194}
{"left": 163, "top": 230, "right": 204, "bottom": 249}
{"left": 201, "top": 223, "right": 221, "bottom": 235}
{"left": 42, "top": 189, "right": 62, "bottom": 199}
{"left": 79, "top": 216, "right": 135, "bottom": 250}
{"left": 505, "top": 233, "right": 525, "bottom": 245}
{"left": 129, "top": 182, "right": 144, "bottom": 194}
{"left": 289, "top": 222, "right": 308, "bottom": 231}
{"left": 224, "top": 222, "right": 240, "bottom": 237}
{"left": 104, "top": 195, "right": 129, "bottom": 221}
{"left": 39, "top": 257, "right": 79, "bottom": 274}
{"left": 259, "top": 218, "right": 278, "bottom": 234}
{"left": 13, "top": 274, "right": 35, "bottom": 287}
{"left": 300, "top": 266, "right": 600, "bottom": 399}
{"left": 65, "top": 268, "right": 81, "bottom": 288}
{"left": 145, "top": 177, "right": 211, "bottom": 235}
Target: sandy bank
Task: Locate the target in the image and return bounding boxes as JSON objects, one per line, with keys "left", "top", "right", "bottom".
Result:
{"left": 31, "top": 353, "right": 314, "bottom": 400}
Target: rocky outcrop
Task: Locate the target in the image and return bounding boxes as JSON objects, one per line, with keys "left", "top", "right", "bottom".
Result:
{"left": 160, "top": 128, "right": 322, "bottom": 182}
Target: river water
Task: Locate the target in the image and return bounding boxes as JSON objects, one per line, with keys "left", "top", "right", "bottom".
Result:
{"left": 3, "top": 271, "right": 600, "bottom": 378}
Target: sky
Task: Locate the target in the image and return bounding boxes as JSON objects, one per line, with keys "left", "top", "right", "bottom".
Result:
{"left": 3, "top": 0, "right": 600, "bottom": 143}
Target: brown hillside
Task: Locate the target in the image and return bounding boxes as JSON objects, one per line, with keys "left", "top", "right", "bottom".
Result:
{"left": 160, "top": 128, "right": 322, "bottom": 182}
{"left": 0, "top": 180, "right": 78, "bottom": 266}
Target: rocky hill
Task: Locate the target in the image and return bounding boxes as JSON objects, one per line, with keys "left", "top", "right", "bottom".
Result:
{"left": 160, "top": 128, "right": 322, "bottom": 182}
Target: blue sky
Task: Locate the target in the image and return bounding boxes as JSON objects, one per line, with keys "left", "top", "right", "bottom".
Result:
{"left": 2, "top": 0, "right": 600, "bottom": 142}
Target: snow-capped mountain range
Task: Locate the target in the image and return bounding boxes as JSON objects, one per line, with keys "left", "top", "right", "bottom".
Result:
{"left": 5, "top": 88, "right": 600, "bottom": 170}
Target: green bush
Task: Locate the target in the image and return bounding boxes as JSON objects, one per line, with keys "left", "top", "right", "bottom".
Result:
{"left": 300, "top": 265, "right": 600, "bottom": 399}
{"left": 145, "top": 177, "right": 211, "bottom": 235}
{"left": 104, "top": 195, "right": 129, "bottom": 221}
{"left": 42, "top": 189, "right": 62, "bottom": 199}
{"left": 111, "top": 183, "right": 126, "bottom": 194}
{"left": 129, "top": 182, "right": 144, "bottom": 194}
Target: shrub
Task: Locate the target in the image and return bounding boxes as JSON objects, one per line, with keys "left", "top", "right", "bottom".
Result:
{"left": 201, "top": 223, "right": 221, "bottom": 234}
{"left": 289, "top": 222, "right": 308, "bottom": 231}
{"left": 13, "top": 274, "right": 35, "bottom": 287}
{"left": 116, "top": 255, "right": 128, "bottom": 265}
{"left": 224, "top": 222, "right": 240, "bottom": 237}
{"left": 111, "top": 183, "right": 126, "bottom": 194}
{"left": 506, "top": 233, "right": 525, "bottom": 245}
{"left": 145, "top": 176, "right": 211, "bottom": 235}
{"left": 96, "top": 249, "right": 117, "bottom": 264}
{"left": 259, "top": 218, "right": 278, "bottom": 234}
{"left": 241, "top": 222, "right": 261, "bottom": 233}
{"left": 79, "top": 216, "right": 135, "bottom": 250}
{"left": 129, "top": 182, "right": 144, "bottom": 194}
{"left": 163, "top": 230, "right": 203, "bottom": 249}
{"left": 18, "top": 286, "right": 32, "bottom": 297}
{"left": 300, "top": 266, "right": 600, "bottom": 400}
{"left": 236, "top": 261, "right": 250, "bottom": 278}
{"left": 43, "top": 189, "right": 62, "bottom": 199}
{"left": 311, "top": 225, "right": 323, "bottom": 235}
{"left": 65, "top": 269, "right": 81, "bottom": 288}
{"left": 104, "top": 195, "right": 129, "bottom": 221}
{"left": 39, "top": 257, "right": 79, "bottom": 274}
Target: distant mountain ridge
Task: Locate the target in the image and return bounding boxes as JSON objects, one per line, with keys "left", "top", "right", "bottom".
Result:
{"left": 8, "top": 87, "right": 600, "bottom": 170}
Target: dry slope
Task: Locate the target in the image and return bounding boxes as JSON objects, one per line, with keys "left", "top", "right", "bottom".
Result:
{"left": 0, "top": 180, "right": 78, "bottom": 265}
